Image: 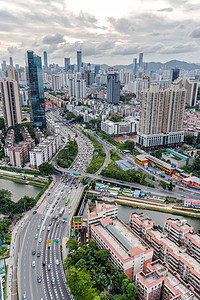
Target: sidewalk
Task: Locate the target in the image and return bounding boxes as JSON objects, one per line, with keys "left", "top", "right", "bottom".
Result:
{"left": 62, "top": 237, "right": 69, "bottom": 261}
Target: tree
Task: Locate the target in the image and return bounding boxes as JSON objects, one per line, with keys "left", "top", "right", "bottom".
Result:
{"left": 123, "top": 140, "right": 135, "bottom": 152}
{"left": 38, "top": 162, "right": 54, "bottom": 176}
{"left": 66, "top": 237, "right": 80, "bottom": 252}
{"left": 185, "top": 134, "right": 196, "bottom": 145}
{"left": 121, "top": 278, "right": 137, "bottom": 300}
{"left": 168, "top": 181, "right": 173, "bottom": 191}
{"left": 66, "top": 266, "right": 99, "bottom": 300}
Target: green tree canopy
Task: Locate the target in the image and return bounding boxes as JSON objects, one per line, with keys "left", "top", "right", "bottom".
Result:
{"left": 39, "top": 162, "right": 54, "bottom": 176}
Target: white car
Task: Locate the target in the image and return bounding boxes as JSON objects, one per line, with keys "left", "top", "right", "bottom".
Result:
{"left": 56, "top": 259, "right": 59, "bottom": 266}
{"left": 42, "top": 226, "right": 45, "bottom": 231}
{"left": 32, "top": 261, "right": 35, "bottom": 268}
{"left": 39, "top": 238, "right": 42, "bottom": 243}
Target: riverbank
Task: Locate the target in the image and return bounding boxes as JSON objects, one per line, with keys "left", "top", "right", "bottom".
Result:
{"left": 90, "top": 189, "right": 200, "bottom": 219}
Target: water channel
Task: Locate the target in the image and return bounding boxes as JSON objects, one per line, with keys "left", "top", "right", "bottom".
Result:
{"left": 82, "top": 201, "right": 200, "bottom": 232}
{"left": 0, "top": 179, "right": 42, "bottom": 202}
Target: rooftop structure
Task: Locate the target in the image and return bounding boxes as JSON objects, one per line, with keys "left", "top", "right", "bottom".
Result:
{"left": 91, "top": 217, "right": 153, "bottom": 280}
{"left": 164, "top": 218, "right": 194, "bottom": 245}
{"left": 130, "top": 212, "right": 154, "bottom": 240}
{"left": 136, "top": 260, "right": 199, "bottom": 300}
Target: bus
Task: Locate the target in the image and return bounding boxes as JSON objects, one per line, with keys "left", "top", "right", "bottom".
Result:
{"left": 59, "top": 208, "right": 65, "bottom": 217}
{"left": 65, "top": 198, "right": 69, "bottom": 206}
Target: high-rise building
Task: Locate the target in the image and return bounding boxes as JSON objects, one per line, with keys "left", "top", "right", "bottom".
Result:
{"left": 52, "top": 74, "right": 61, "bottom": 91}
{"left": 137, "top": 84, "right": 186, "bottom": 150}
{"left": 84, "top": 70, "right": 95, "bottom": 86}
{"left": 77, "top": 50, "right": 82, "bottom": 72}
{"left": 184, "top": 77, "right": 198, "bottom": 107}
{"left": 43, "top": 51, "right": 48, "bottom": 68}
{"left": 139, "top": 53, "right": 143, "bottom": 68}
{"left": 171, "top": 67, "right": 180, "bottom": 82}
{"left": 1, "top": 60, "right": 6, "bottom": 76}
{"left": 107, "top": 73, "right": 120, "bottom": 104}
{"left": 26, "top": 50, "right": 46, "bottom": 130}
{"left": 64, "top": 58, "right": 70, "bottom": 72}
{"left": 94, "top": 65, "right": 100, "bottom": 77}
{"left": 9, "top": 57, "right": 13, "bottom": 67}
{"left": 133, "top": 58, "right": 137, "bottom": 74}
{"left": 0, "top": 67, "right": 22, "bottom": 128}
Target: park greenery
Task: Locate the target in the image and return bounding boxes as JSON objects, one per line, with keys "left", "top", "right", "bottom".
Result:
{"left": 101, "top": 162, "right": 155, "bottom": 188}
{"left": 110, "top": 150, "right": 122, "bottom": 162}
{"left": 56, "top": 140, "right": 78, "bottom": 168}
{"left": 64, "top": 238, "right": 137, "bottom": 300}
{"left": 38, "top": 162, "right": 54, "bottom": 176}
{"left": 82, "top": 132, "right": 106, "bottom": 174}
{"left": 151, "top": 149, "right": 165, "bottom": 159}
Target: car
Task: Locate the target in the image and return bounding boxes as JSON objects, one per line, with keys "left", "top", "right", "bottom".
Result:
{"left": 37, "top": 225, "right": 40, "bottom": 230}
{"left": 48, "top": 192, "right": 50, "bottom": 196}
{"left": 68, "top": 205, "right": 71, "bottom": 209}
{"left": 32, "top": 249, "right": 36, "bottom": 255}
{"left": 32, "top": 261, "right": 35, "bottom": 268}
{"left": 55, "top": 201, "right": 58, "bottom": 205}
{"left": 35, "top": 234, "right": 38, "bottom": 240}
{"left": 50, "top": 210, "right": 53, "bottom": 214}
{"left": 37, "top": 276, "right": 42, "bottom": 283}
{"left": 42, "top": 216, "right": 44, "bottom": 220}
{"left": 47, "top": 226, "right": 51, "bottom": 231}
{"left": 42, "top": 226, "right": 45, "bottom": 231}
{"left": 39, "top": 238, "right": 42, "bottom": 243}
{"left": 42, "top": 260, "right": 45, "bottom": 266}
{"left": 46, "top": 206, "right": 49, "bottom": 210}
{"left": 51, "top": 278, "right": 55, "bottom": 285}
{"left": 52, "top": 205, "right": 55, "bottom": 209}
{"left": 48, "top": 244, "right": 51, "bottom": 249}
{"left": 49, "top": 222, "right": 52, "bottom": 226}
{"left": 47, "top": 264, "right": 51, "bottom": 271}
{"left": 69, "top": 211, "right": 71, "bottom": 215}
{"left": 32, "top": 211, "right": 37, "bottom": 215}
{"left": 50, "top": 200, "right": 52, "bottom": 204}
{"left": 37, "top": 251, "right": 41, "bottom": 257}
{"left": 52, "top": 215, "right": 55, "bottom": 219}
{"left": 23, "top": 294, "right": 27, "bottom": 300}
{"left": 57, "top": 207, "right": 60, "bottom": 211}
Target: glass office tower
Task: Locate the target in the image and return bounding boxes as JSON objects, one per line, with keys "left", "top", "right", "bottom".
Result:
{"left": 26, "top": 50, "right": 46, "bottom": 130}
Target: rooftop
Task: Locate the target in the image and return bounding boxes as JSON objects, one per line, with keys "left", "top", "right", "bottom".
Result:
{"left": 93, "top": 218, "right": 148, "bottom": 261}
{"left": 150, "top": 229, "right": 200, "bottom": 275}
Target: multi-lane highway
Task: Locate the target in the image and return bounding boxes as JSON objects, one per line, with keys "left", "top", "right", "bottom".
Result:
{"left": 17, "top": 117, "right": 93, "bottom": 300}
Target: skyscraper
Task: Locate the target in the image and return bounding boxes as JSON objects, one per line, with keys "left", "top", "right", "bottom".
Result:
{"left": 94, "top": 65, "right": 100, "bottom": 77}
{"left": 26, "top": 50, "right": 46, "bottom": 130}
{"left": 0, "top": 67, "right": 22, "bottom": 128}
{"left": 64, "top": 58, "right": 70, "bottom": 72}
{"left": 107, "top": 73, "right": 120, "bottom": 104}
{"left": 77, "top": 50, "right": 82, "bottom": 72}
{"left": 184, "top": 78, "right": 198, "bottom": 107}
{"left": 137, "top": 84, "right": 186, "bottom": 150}
{"left": 133, "top": 58, "right": 137, "bottom": 74}
{"left": 171, "top": 67, "right": 180, "bottom": 82}
{"left": 43, "top": 51, "right": 48, "bottom": 68}
{"left": 139, "top": 53, "right": 143, "bottom": 68}
{"left": 9, "top": 57, "right": 13, "bottom": 67}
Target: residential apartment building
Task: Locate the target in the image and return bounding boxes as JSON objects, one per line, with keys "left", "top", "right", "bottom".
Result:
{"left": 129, "top": 212, "right": 154, "bottom": 240}
{"left": 87, "top": 201, "right": 118, "bottom": 236}
{"left": 8, "top": 139, "right": 35, "bottom": 167}
{"left": 136, "top": 260, "right": 198, "bottom": 300}
{"left": 4, "top": 129, "right": 15, "bottom": 156}
{"left": 137, "top": 84, "right": 186, "bottom": 150}
{"left": 0, "top": 67, "right": 22, "bottom": 128}
{"left": 164, "top": 218, "right": 194, "bottom": 245}
{"left": 30, "top": 134, "right": 61, "bottom": 169}
{"left": 184, "top": 232, "right": 200, "bottom": 261}
{"left": 91, "top": 217, "right": 153, "bottom": 281}
{"left": 184, "top": 78, "right": 198, "bottom": 107}
{"left": 145, "top": 229, "right": 200, "bottom": 294}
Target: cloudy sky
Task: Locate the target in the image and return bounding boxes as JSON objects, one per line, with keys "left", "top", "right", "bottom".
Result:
{"left": 1, "top": 0, "right": 200, "bottom": 66}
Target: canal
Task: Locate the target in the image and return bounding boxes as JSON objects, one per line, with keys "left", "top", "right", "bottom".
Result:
{"left": 82, "top": 201, "right": 200, "bottom": 232}
{"left": 0, "top": 179, "right": 42, "bottom": 202}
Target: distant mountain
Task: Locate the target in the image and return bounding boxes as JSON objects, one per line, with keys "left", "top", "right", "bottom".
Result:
{"left": 100, "top": 60, "right": 200, "bottom": 71}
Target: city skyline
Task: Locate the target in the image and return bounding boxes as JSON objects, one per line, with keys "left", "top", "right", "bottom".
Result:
{"left": 1, "top": 0, "right": 200, "bottom": 65}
